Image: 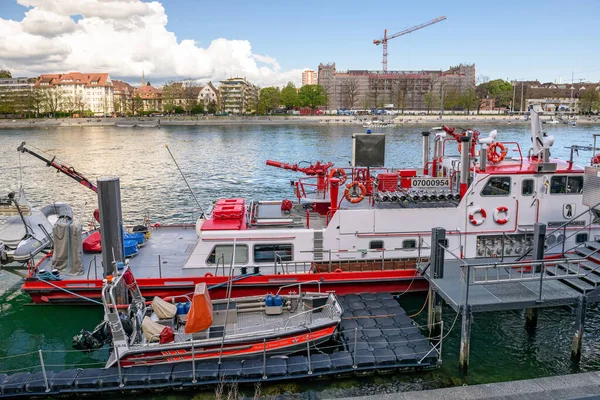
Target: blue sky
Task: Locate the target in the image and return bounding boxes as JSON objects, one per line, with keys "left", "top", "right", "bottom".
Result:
{"left": 2, "top": 0, "right": 600, "bottom": 84}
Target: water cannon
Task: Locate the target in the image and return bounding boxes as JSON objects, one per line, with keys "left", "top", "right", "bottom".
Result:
{"left": 266, "top": 159, "right": 333, "bottom": 192}
{"left": 478, "top": 130, "right": 497, "bottom": 146}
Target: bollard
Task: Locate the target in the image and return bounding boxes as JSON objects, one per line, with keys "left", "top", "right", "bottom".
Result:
{"left": 191, "top": 342, "right": 196, "bottom": 383}
{"left": 352, "top": 327, "right": 358, "bottom": 369}
{"left": 38, "top": 350, "right": 49, "bottom": 392}
{"left": 306, "top": 336, "right": 313, "bottom": 375}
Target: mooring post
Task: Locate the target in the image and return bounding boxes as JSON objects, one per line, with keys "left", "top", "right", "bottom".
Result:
{"left": 571, "top": 296, "right": 587, "bottom": 362}
{"left": 427, "top": 227, "right": 446, "bottom": 338}
{"left": 525, "top": 308, "right": 539, "bottom": 333}
{"left": 97, "top": 177, "right": 125, "bottom": 278}
{"left": 427, "top": 288, "right": 443, "bottom": 338}
{"left": 459, "top": 304, "right": 472, "bottom": 374}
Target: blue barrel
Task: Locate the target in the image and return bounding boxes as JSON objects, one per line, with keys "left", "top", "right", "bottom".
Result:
{"left": 176, "top": 303, "right": 186, "bottom": 315}
{"left": 265, "top": 295, "right": 274, "bottom": 307}
{"left": 274, "top": 295, "right": 283, "bottom": 307}
{"left": 184, "top": 301, "right": 191, "bottom": 313}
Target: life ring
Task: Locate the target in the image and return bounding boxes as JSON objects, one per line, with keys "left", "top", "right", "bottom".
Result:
{"left": 344, "top": 182, "right": 367, "bottom": 204}
{"left": 487, "top": 142, "right": 507, "bottom": 163}
{"left": 334, "top": 268, "right": 343, "bottom": 273}
{"left": 469, "top": 208, "right": 487, "bottom": 226}
{"left": 493, "top": 206, "right": 510, "bottom": 225}
{"left": 328, "top": 168, "right": 347, "bottom": 185}
{"left": 204, "top": 272, "right": 214, "bottom": 277}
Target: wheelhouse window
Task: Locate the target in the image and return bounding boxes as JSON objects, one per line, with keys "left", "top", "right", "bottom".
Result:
{"left": 522, "top": 179, "right": 534, "bottom": 196}
{"left": 206, "top": 244, "right": 248, "bottom": 265}
{"left": 550, "top": 176, "right": 583, "bottom": 194}
{"left": 402, "top": 239, "right": 417, "bottom": 249}
{"left": 254, "top": 244, "right": 293, "bottom": 263}
{"left": 481, "top": 177, "right": 511, "bottom": 196}
{"left": 369, "top": 240, "right": 384, "bottom": 250}
{"left": 576, "top": 233, "right": 588, "bottom": 243}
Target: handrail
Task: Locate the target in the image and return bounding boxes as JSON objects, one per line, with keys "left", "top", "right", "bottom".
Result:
{"left": 275, "top": 280, "right": 322, "bottom": 296}
{"left": 283, "top": 303, "right": 332, "bottom": 329}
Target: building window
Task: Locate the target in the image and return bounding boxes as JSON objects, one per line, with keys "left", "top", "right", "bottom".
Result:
{"left": 254, "top": 244, "right": 293, "bottom": 263}
{"left": 206, "top": 244, "right": 248, "bottom": 265}
{"left": 522, "top": 179, "right": 534, "bottom": 196}
{"left": 369, "top": 240, "right": 384, "bottom": 250}
{"left": 402, "top": 239, "right": 417, "bottom": 249}
{"left": 481, "top": 177, "right": 511, "bottom": 196}
{"left": 551, "top": 176, "right": 583, "bottom": 194}
{"left": 576, "top": 233, "right": 588, "bottom": 244}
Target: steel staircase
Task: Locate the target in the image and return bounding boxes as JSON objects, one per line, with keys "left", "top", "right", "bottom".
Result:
{"left": 545, "top": 240, "right": 600, "bottom": 297}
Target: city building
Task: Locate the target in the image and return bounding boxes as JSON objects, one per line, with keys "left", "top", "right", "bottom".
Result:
{"left": 317, "top": 63, "right": 475, "bottom": 111}
{"left": 112, "top": 80, "right": 135, "bottom": 115}
{"left": 219, "top": 77, "right": 259, "bottom": 115}
{"left": 34, "top": 72, "right": 114, "bottom": 116}
{"left": 134, "top": 83, "right": 162, "bottom": 113}
{"left": 525, "top": 82, "right": 600, "bottom": 113}
{"left": 198, "top": 82, "right": 219, "bottom": 109}
{"left": 0, "top": 77, "right": 35, "bottom": 116}
{"left": 302, "top": 69, "right": 317, "bottom": 86}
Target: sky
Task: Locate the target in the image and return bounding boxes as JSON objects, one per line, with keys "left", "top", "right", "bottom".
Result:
{"left": 1, "top": 0, "right": 600, "bottom": 87}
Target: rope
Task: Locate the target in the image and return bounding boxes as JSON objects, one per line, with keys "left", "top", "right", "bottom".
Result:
{"left": 408, "top": 290, "right": 429, "bottom": 318}
{"left": 38, "top": 279, "right": 102, "bottom": 305}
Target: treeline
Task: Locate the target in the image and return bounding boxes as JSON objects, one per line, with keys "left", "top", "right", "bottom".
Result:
{"left": 257, "top": 83, "right": 328, "bottom": 114}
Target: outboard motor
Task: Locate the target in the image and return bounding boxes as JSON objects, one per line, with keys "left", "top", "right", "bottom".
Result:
{"left": 72, "top": 320, "right": 112, "bottom": 352}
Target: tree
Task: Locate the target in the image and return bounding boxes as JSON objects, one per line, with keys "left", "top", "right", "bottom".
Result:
{"left": 41, "top": 89, "right": 64, "bottom": 118}
{"left": 476, "top": 79, "right": 512, "bottom": 109}
{"left": 0, "top": 70, "right": 11, "bottom": 78}
{"left": 183, "top": 80, "right": 199, "bottom": 115}
{"left": 257, "top": 86, "right": 281, "bottom": 114}
{"left": 190, "top": 102, "right": 204, "bottom": 115}
{"left": 460, "top": 88, "right": 479, "bottom": 114}
{"left": 343, "top": 77, "right": 360, "bottom": 109}
{"left": 127, "top": 94, "right": 143, "bottom": 116}
{"left": 161, "top": 81, "right": 178, "bottom": 114}
{"left": 423, "top": 91, "right": 439, "bottom": 114}
{"left": 443, "top": 89, "right": 460, "bottom": 112}
{"left": 580, "top": 89, "right": 600, "bottom": 114}
{"left": 298, "top": 84, "right": 328, "bottom": 111}
{"left": 368, "top": 79, "right": 384, "bottom": 109}
{"left": 391, "top": 80, "right": 408, "bottom": 114}
{"left": 207, "top": 100, "right": 217, "bottom": 115}
{"left": 280, "top": 82, "right": 299, "bottom": 109}
{"left": 25, "top": 89, "right": 44, "bottom": 117}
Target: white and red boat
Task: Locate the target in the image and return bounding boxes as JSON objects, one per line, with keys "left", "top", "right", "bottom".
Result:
{"left": 73, "top": 267, "right": 343, "bottom": 367}
{"left": 21, "top": 110, "right": 600, "bottom": 303}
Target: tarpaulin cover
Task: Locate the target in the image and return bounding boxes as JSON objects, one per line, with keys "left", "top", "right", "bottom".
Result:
{"left": 141, "top": 316, "right": 163, "bottom": 342}
{"left": 51, "top": 219, "right": 83, "bottom": 275}
{"left": 152, "top": 297, "right": 177, "bottom": 319}
{"left": 184, "top": 283, "right": 213, "bottom": 334}
{"left": 82, "top": 231, "right": 102, "bottom": 253}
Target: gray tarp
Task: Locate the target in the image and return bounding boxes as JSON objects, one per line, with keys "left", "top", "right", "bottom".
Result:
{"left": 51, "top": 219, "right": 83, "bottom": 275}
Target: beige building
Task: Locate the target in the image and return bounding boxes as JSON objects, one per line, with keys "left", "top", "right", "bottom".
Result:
{"left": 198, "top": 82, "right": 219, "bottom": 108}
{"left": 317, "top": 63, "right": 475, "bottom": 111}
{"left": 112, "top": 80, "right": 134, "bottom": 115}
{"left": 302, "top": 69, "right": 317, "bottom": 86}
{"left": 34, "top": 72, "right": 114, "bottom": 116}
{"left": 219, "top": 77, "right": 259, "bottom": 114}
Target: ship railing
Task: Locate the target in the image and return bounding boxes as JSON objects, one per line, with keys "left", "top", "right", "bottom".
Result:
{"left": 275, "top": 280, "right": 322, "bottom": 296}
{"left": 283, "top": 303, "right": 333, "bottom": 329}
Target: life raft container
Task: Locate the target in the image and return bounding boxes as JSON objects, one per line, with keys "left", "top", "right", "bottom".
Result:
{"left": 469, "top": 208, "right": 487, "bottom": 226}
{"left": 493, "top": 206, "right": 510, "bottom": 225}
{"left": 344, "top": 182, "right": 367, "bottom": 204}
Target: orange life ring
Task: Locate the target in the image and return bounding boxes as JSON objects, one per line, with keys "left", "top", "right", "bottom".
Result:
{"left": 328, "top": 168, "right": 347, "bottom": 185}
{"left": 334, "top": 268, "right": 343, "bottom": 273}
{"left": 493, "top": 206, "right": 510, "bottom": 225}
{"left": 487, "top": 142, "right": 507, "bottom": 163}
{"left": 204, "top": 272, "right": 214, "bottom": 277}
{"left": 344, "top": 182, "right": 367, "bottom": 204}
{"left": 469, "top": 208, "right": 487, "bottom": 226}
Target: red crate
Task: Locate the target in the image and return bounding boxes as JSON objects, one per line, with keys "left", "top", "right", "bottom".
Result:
{"left": 377, "top": 173, "right": 399, "bottom": 192}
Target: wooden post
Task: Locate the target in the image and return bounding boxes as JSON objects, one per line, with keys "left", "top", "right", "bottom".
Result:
{"left": 427, "top": 288, "right": 442, "bottom": 338}
{"left": 525, "top": 308, "right": 539, "bottom": 333}
{"left": 571, "top": 296, "right": 587, "bottom": 362}
{"left": 459, "top": 304, "right": 472, "bottom": 374}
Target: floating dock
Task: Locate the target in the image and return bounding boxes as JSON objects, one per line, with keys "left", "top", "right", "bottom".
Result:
{"left": 0, "top": 293, "right": 440, "bottom": 399}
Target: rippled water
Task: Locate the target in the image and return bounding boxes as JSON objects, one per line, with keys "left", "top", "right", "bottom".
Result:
{"left": 2, "top": 123, "right": 600, "bottom": 398}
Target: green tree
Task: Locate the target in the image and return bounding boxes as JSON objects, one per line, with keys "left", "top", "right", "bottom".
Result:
{"left": 476, "top": 79, "right": 513, "bottom": 109}
{"left": 423, "top": 91, "right": 439, "bottom": 114}
{"left": 460, "top": 88, "right": 479, "bottom": 114}
{"left": 579, "top": 89, "right": 600, "bottom": 114}
{"left": 257, "top": 86, "right": 281, "bottom": 114}
{"left": 191, "top": 102, "right": 204, "bottom": 115}
{"left": 41, "top": 89, "right": 64, "bottom": 118}
{"left": 443, "top": 89, "right": 460, "bottom": 112}
{"left": 128, "top": 94, "right": 143, "bottom": 116}
{"left": 280, "top": 82, "right": 299, "bottom": 109}
{"left": 207, "top": 100, "right": 217, "bottom": 115}
{"left": 391, "top": 80, "right": 408, "bottom": 114}
{"left": 298, "top": 84, "right": 328, "bottom": 111}
{"left": 0, "top": 70, "right": 11, "bottom": 78}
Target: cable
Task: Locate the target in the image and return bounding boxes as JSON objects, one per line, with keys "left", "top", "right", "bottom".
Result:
{"left": 408, "top": 290, "right": 429, "bottom": 318}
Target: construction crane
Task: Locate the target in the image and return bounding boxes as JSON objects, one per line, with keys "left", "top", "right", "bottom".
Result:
{"left": 374, "top": 16, "right": 447, "bottom": 72}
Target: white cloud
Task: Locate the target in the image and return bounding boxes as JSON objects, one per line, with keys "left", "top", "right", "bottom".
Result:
{"left": 0, "top": 0, "right": 305, "bottom": 87}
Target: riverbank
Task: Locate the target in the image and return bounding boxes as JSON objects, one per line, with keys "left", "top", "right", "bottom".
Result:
{"left": 1, "top": 114, "right": 599, "bottom": 129}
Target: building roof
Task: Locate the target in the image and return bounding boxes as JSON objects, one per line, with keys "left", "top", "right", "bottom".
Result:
{"left": 134, "top": 84, "right": 162, "bottom": 99}
{"left": 34, "top": 72, "right": 111, "bottom": 88}
{"left": 112, "top": 80, "right": 134, "bottom": 94}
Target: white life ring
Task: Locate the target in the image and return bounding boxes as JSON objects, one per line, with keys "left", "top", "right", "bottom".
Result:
{"left": 493, "top": 206, "right": 510, "bottom": 225}
{"left": 469, "top": 208, "right": 486, "bottom": 226}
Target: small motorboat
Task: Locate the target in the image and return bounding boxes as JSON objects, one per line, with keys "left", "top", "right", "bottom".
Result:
{"left": 0, "top": 190, "right": 72, "bottom": 263}
{"left": 73, "top": 267, "right": 343, "bottom": 367}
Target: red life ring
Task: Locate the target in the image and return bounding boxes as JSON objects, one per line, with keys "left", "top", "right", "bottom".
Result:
{"left": 469, "top": 208, "right": 487, "bottom": 226}
{"left": 493, "top": 206, "right": 510, "bottom": 225}
{"left": 334, "top": 268, "right": 343, "bottom": 273}
{"left": 344, "top": 182, "right": 367, "bottom": 204}
{"left": 328, "top": 168, "right": 347, "bottom": 185}
{"left": 487, "top": 142, "right": 507, "bottom": 163}
{"left": 204, "top": 272, "right": 214, "bottom": 277}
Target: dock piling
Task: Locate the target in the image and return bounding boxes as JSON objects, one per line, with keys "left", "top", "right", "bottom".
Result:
{"left": 459, "top": 304, "right": 472, "bottom": 374}
{"left": 571, "top": 296, "right": 587, "bottom": 362}
{"left": 525, "top": 308, "right": 539, "bottom": 332}
{"left": 427, "top": 288, "right": 443, "bottom": 338}
{"left": 38, "top": 350, "right": 49, "bottom": 392}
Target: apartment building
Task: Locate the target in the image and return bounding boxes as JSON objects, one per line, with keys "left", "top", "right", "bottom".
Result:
{"left": 302, "top": 69, "right": 318, "bottom": 86}
{"left": 219, "top": 77, "right": 259, "bottom": 115}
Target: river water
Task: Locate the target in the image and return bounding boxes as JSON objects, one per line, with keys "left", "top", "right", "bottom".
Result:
{"left": 1, "top": 123, "right": 600, "bottom": 398}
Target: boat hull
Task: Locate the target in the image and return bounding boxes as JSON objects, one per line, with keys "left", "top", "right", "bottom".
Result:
{"left": 22, "top": 269, "right": 427, "bottom": 304}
